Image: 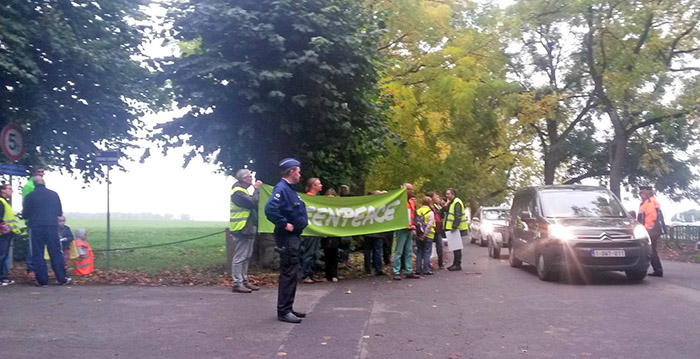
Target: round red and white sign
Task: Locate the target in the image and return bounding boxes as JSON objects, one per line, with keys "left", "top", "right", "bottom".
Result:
{"left": 1, "top": 124, "right": 26, "bottom": 161}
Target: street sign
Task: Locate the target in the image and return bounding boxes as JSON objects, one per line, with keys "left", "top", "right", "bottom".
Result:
{"left": 1, "top": 124, "right": 25, "bottom": 161}
{"left": 0, "top": 163, "right": 29, "bottom": 176}
{"left": 95, "top": 150, "right": 120, "bottom": 165}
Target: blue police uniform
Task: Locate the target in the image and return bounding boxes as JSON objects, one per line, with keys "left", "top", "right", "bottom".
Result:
{"left": 265, "top": 173, "right": 308, "bottom": 320}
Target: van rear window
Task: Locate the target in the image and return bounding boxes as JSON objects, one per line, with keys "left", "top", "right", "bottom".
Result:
{"left": 539, "top": 190, "right": 626, "bottom": 218}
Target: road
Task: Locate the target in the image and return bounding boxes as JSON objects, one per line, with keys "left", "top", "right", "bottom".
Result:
{"left": 2, "top": 242, "right": 700, "bottom": 359}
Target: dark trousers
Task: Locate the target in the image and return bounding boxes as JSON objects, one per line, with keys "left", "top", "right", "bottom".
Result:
{"left": 650, "top": 234, "right": 663, "bottom": 274}
{"left": 363, "top": 236, "right": 384, "bottom": 274}
{"left": 382, "top": 233, "right": 393, "bottom": 265}
{"left": 452, "top": 249, "right": 462, "bottom": 267}
{"left": 300, "top": 236, "right": 321, "bottom": 279}
{"left": 275, "top": 231, "right": 301, "bottom": 316}
{"left": 434, "top": 232, "right": 444, "bottom": 267}
{"left": 322, "top": 237, "right": 339, "bottom": 280}
{"left": 31, "top": 225, "right": 67, "bottom": 285}
{"left": 0, "top": 233, "right": 14, "bottom": 281}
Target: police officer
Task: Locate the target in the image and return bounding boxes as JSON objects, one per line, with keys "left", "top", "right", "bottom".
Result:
{"left": 264, "top": 158, "right": 308, "bottom": 323}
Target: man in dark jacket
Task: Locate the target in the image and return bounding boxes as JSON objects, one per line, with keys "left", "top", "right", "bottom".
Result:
{"left": 23, "top": 177, "right": 70, "bottom": 286}
{"left": 265, "top": 158, "right": 308, "bottom": 324}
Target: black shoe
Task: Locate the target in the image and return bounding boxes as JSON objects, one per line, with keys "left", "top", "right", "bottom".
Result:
{"left": 292, "top": 310, "right": 307, "bottom": 318}
{"left": 392, "top": 275, "right": 402, "bottom": 280}
{"left": 375, "top": 271, "right": 385, "bottom": 276}
{"left": 648, "top": 272, "right": 663, "bottom": 277}
{"left": 406, "top": 273, "right": 421, "bottom": 279}
{"left": 447, "top": 266, "right": 462, "bottom": 271}
{"left": 59, "top": 277, "right": 73, "bottom": 285}
{"left": 278, "top": 312, "right": 302, "bottom": 323}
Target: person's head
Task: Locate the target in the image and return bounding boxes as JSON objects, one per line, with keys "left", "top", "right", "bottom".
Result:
{"left": 34, "top": 176, "right": 45, "bottom": 185}
{"left": 32, "top": 166, "right": 45, "bottom": 177}
{"left": 279, "top": 158, "right": 301, "bottom": 184}
{"left": 75, "top": 228, "right": 87, "bottom": 240}
{"left": 235, "top": 168, "right": 254, "bottom": 187}
{"left": 306, "top": 177, "right": 322, "bottom": 194}
{"left": 339, "top": 185, "right": 350, "bottom": 196}
{"left": 401, "top": 183, "right": 414, "bottom": 198}
{"left": 325, "top": 188, "right": 337, "bottom": 197}
{"left": 58, "top": 216, "right": 66, "bottom": 228}
{"left": 639, "top": 186, "right": 653, "bottom": 200}
{"left": 422, "top": 195, "right": 432, "bottom": 207}
{"left": 428, "top": 191, "right": 441, "bottom": 204}
{"left": 446, "top": 188, "right": 456, "bottom": 200}
{"left": 0, "top": 183, "right": 12, "bottom": 198}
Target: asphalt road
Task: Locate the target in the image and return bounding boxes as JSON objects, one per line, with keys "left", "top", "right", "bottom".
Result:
{"left": 2, "top": 242, "right": 700, "bottom": 359}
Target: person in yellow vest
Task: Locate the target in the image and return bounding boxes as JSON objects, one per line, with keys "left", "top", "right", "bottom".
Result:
{"left": 445, "top": 188, "right": 468, "bottom": 271}
{"left": 72, "top": 228, "right": 93, "bottom": 276}
{"left": 415, "top": 195, "right": 435, "bottom": 276}
{"left": 0, "top": 183, "right": 22, "bottom": 286}
{"left": 230, "top": 168, "right": 263, "bottom": 293}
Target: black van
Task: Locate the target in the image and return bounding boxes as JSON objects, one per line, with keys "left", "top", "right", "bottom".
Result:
{"left": 508, "top": 185, "right": 651, "bottom": 282}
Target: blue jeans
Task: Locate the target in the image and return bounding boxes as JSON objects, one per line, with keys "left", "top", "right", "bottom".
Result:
{"left": 415, "top": 240, "right": 433, "bottom": 274}
{"left": 300, "top": 236, "right": 321, "bottom": 279}
{"left": 0, "top": 233, "right": 15, "bottom": 281}
{"left": 393, "top": 230, "right": 413, "bottom": 275}
{"left": 363, "top": 236, "right": 384, "bottom": 274}
{"left": 30, "top": 226, "right": 67, "bottom": 285}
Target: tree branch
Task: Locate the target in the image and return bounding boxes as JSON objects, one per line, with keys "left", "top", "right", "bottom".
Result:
{"left": 377, "top": 33, "right": 409, "bottom": 52}
{"left": 627, "top": 111, "right": 691, "bottom": 134}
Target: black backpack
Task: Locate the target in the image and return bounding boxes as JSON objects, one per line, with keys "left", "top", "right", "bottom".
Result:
{"left": 414, "top": 213, "right": 427, "bottom": 240}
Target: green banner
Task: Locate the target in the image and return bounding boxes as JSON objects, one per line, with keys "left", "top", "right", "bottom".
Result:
{"left": 258, "top": 185, "right": 409, "bottom": 237}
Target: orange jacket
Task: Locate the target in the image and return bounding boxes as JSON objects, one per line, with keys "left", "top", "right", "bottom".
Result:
{"left": 638, "top": 196, "right": 666, "bottom": 235}
{"left": 72, "top": 238, "right": 94, "bottom": 276}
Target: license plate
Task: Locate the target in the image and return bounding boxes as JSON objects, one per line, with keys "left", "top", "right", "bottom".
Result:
{"left": 591, "top": 249, "right": 625, "bottom": 257}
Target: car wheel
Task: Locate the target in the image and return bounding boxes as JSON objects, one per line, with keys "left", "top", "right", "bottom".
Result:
{"left": 492, "top": 245, "right": 501, "bottom": 259}
{"left": 470, "top": 233, "right": 477, "bottom": 244}
{"left": 509, "top": 245, "right": 522, "bottom": 267}
{"left": 625, "top": 269, "right": 647, "bottom": 281}
{"left": 536, "top": 252, "right": 559, "bottom": 282}
{"left": 487, "top": 237, "right": 494, "bottom": 258}
{"left": 479, "top": 235, "right": 487, "bottom": 247}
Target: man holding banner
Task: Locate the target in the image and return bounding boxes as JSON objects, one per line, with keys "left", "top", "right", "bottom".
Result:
{"left": 265, "top": 158, "right": 308, "bottom": 324}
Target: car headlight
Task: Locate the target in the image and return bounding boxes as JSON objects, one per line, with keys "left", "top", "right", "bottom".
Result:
{"left": 482, "top": 222, "right": 494, "bottom": 234}
{"left": 634, "top": 224, "right": 651, "bottom": 244}
{"left": 549, "top": 224, "right": 575, "bottom": 241}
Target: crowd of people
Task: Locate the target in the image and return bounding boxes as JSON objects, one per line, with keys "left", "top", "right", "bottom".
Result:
{"left": 0, "top": 166, "right": 94, "bottom": 288}
{"left": 228, "top": 158, "right": 472, "bottom": 323}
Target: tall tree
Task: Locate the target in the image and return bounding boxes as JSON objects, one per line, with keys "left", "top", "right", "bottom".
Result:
{"left": 579, "top": 0, "right": 700, "bottom": 197}
{"left": 366, "top": 0, "right": 530, "bottom": 206}
{"left": 505, "top": 0, "right": 598, "bottom": 185}
{"left": 158, "top": 0, "right": 389, "bottom": 187}
{"left": 0, "top": 0, "right": 162, "bottom": 180}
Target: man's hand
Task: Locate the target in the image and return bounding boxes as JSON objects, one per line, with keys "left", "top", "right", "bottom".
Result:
{"left": 253, "top": 180, "right": 262, "bottom": 189}
{"left": 285, "top": 223, "right": 294, "bottom": 232}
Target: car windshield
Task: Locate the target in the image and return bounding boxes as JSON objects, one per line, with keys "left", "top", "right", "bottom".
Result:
{"left": 483, "top": 210, "right": 507, "bottom": 220}
{"left": 539, "top": 190, "right": 627, "bottom": 218}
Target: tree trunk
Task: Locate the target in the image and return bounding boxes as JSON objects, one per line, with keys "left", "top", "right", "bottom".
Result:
{"left": 609, "top": 132, "right": 627, "bottom": 198}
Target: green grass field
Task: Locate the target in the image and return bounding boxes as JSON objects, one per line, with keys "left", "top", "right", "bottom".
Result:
{"left": 65, "top": 219, "right": 229, "bottom": 273}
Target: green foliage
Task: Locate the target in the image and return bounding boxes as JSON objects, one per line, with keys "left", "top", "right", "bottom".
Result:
{"left": 159, "top": 0, "right": 390, "bottom": 188}
{"left": 0, "top": 0, "right": 164, "bottom": 180}
{"left": 366, "top": 0, "right": 528, "bottom": 207}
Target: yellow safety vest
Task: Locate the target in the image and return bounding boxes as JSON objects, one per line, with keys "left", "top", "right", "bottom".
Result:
{"left": 416, "top": 206, "right": 435, "bottom": 239}
{"left": 0, "top": 197, "right": 21, "bottom": 234}
{"left": 229, "top": 186, "right": 251, "bottom": 231}
{"left": 445, "top": 198, "right": 468, "bottom": 231}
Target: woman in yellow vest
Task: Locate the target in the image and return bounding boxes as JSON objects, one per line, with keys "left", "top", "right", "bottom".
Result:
{"left": 415, "top": 195, "right": 435, "bottom": 276}
{"left": 0, "top": 183, "right": 22, "bottom": 285}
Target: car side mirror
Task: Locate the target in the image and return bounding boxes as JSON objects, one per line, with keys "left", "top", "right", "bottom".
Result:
{"left": 520, "top": 211, "right": 532, "bottom": 220}
{"left": 472, "top": 217, "right": 480, "bottom": 223}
